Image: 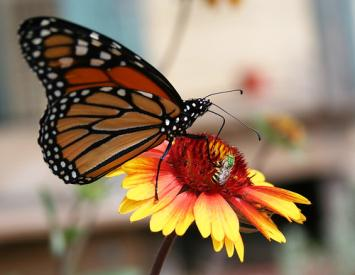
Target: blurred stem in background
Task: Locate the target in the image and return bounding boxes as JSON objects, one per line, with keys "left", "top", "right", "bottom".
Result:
{"left": 159, "top": 0, "right": 193, "bottom": 74}
{"left": 40, "top": 180, "right": 111, "bottom": 275}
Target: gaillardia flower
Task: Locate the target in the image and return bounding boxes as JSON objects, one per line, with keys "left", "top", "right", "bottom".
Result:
{"left": 108, "top": 136, "right": 310, "bottom": 262}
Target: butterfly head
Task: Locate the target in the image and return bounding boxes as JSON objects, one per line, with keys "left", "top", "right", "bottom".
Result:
{"left": 183, "top": 98, "right": 211, "bottom": 118}
{"left": 179, "top": 98, "right": 212, "bottom": 128}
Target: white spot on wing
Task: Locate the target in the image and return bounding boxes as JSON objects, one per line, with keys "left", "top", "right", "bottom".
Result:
{"left": 90, "top": 32, "right": 99, "bottom": 40}
{"left": 32, "top": 38, "right": 42, "bottom": 45}
{"left": 90, "top": 58, "right": 104, "bottom": 66}
{"left": 48, "top": 72, "right": 58, "bottom": 79}
{"left": 75, "top": 46, "right": 88, "bottom": 56}
{"left": 134, "top": 61, "right": 144, "bottom": 68}
{"left": 78, "top": 39, "right": 89, "bottom": 46}
{"left": 112, "top": 42, "right": 122, "bottom": 49}
{"left": 100, "top": 87, "right": 113, "bottom": 92}
{"left": 117, "top": 89, "right": 126, "bottom": 96}
{"left": 40, "top": 29, "right": 51, "bottom": 37}
{"left": 91, "top": 40, "right": 102, "bottom": 47}
{"left": 56, "top": 81, "right": 64, "bottom": 88}
{"left": 110, "top": 48, "right": 121, "bottom": 56}
{"left": 58, "top": 57, "right": 74, "bottom": 68}
{"left": 100, "top": 51, "right": 111, "bottom": 60}
{"left": 40, "top": 19, "right": 50, "bottom": 26}
{"left": 138, "top": 91, "right": 153, "bottom": 98}
{"left": 81, "top": 89, "right": 90, "bottom": 96}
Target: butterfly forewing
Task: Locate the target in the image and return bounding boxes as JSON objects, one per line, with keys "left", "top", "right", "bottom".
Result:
{"left": 18, "top": 16, "right": 183, "bottom": 105}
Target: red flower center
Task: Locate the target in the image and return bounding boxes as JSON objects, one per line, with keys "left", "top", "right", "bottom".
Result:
{"left": 167, "top": 136, "right": 251, "bottom": 196}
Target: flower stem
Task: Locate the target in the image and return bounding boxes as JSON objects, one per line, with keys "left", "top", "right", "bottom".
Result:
{"left": 150, "top": 233, "right": 177, "bottom": 275}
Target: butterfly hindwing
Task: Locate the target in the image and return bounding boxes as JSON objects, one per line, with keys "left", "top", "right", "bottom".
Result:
{"left": 39, "top": 86, "right": 175, "bottom": 184}
{"left": 18, "top": 16, "right": 184, "bottom": 106}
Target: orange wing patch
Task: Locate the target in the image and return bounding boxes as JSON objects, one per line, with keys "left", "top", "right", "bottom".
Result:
{"left": 131, "top": 93, "right": 162, "bottom": 116}
{"left": 82, "top": 130, "right": 164, "bottom": 177}
{"left": 57, "top": 129, "right": 89, "bottom": 147}
{"left": 57, "top": 117, "right": 101, "bottom": 132}
{"left": 86, "top": 134, "right": 166, "bottom": 178}
{"left": 64, "top": 66, "right": 176, "bottom": 104}
{"left": 62, "top": 134, "right": 109, "bottom": 161}
{"left": 108, "top": 67, "right": 170, "bottom": 100}
{"left": 44, "top": 46, "right": 72, "bottom": 58}
{"left": 44, "top": 34, "right": 74, "bottom": 46}
{"left": 76, "top": 128, "right": 160, "bottom": 174}
{"left": 67, "top": 104, "right": 119, "bottom": 116}
{"left": 93, "top": 112, "right": 161, "bottom": 131}
{"left": 86, "top": 93, "right": 131, "bottom": 109}
{"left": 160, "top": 98, "right": 180, "bottom": 117}
{"left": 65, "top": 68, "right": 110, "bottom": 84}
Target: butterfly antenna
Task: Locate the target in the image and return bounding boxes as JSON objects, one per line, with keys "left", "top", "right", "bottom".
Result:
{"left": 208, "top": 110, "right": 226, "bottom": 138}
{"left": 204, "top": 89, "right": 243, "bottom": 99}
{"left": 212, "top": 103, "right": 261, "bottom": 141}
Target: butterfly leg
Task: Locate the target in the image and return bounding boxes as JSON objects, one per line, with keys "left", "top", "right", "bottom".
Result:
{"left": 208, "top": 110, "right": 226, "bottom": 145}
{"left": 184, "top": 133, "right": 212, "bottom": 162}
{"left": 155, "top": 140, "right": 173, "bottom": 201}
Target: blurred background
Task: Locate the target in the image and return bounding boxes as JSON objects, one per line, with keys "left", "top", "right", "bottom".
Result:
{"left": 1, "top": 0, "right": 355, "bottom": 274}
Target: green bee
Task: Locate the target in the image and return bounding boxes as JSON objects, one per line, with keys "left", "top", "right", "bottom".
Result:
{"left": 212, "top": 154, "right": 235, "bottom": 185}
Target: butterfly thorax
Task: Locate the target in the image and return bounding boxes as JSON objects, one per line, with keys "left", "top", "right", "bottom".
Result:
{"left": 161, "top": 98, "right": 211, "bottom": 140}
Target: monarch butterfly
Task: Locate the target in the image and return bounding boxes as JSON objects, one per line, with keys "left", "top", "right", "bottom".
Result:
{"left": 18, "top": 16, "right": 213, "bottom": 190}
{"left": 212, "top": 154, "right": 235, "bottom": 185}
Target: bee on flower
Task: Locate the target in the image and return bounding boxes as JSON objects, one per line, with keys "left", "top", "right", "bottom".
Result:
{"left": 212, "top": 154, "right": 235, "bottom": 185}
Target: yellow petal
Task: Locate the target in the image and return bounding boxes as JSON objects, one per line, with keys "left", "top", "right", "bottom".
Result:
{"left": 259, "top": 186, "right": 311, "bottom": 205}
{"left": 248, "top": 169, "right": 274, "bottom": 186}
{"left": 234, "top": 234, "right": 244, "bottom": 262}
{"left": 106, "top": 169, "right": 125, "bottom": 177}
{"left": 130, "top": 199, "right": 156, "bottom": 221}
{"left": 211, "top": 207, "right": 225, "bottom": 242}
{"left": 217, "top": 198, "right": 240, "bottom": 242}
{"left": 244, "top": 188, "right": 305, "bottom": 222}
{"left": 126, "top": 183, "right": 154, "bottom": 200}
{"left": 121, "top": 157, "right": 159, "bottom": 174}
{"left": 150, "top": 192, "right": 196, "bottom": 236}
{"left": 119, "top": 197, "right": 145, "bottom": 214}
{"left": 175, "top": 193, "right": 197, "bottom": 235}
{"left": 225, "top": 237, "right": 234, "bottom": 257}
{"left": 231, "top": 197, "right": 286, "bottom": 243}
{"left": 194, "top": 193, "right": 212, "bottom": 238}
{"left": 212, "top": 237, "right": 223, "bottom": 252}
{"left": 121, "top": 173, "right": 154, "bottom": 189}
{"left": 248, "top": 169, "right": 265, "bottom": 183}
{"left": 194, "top": 193, "right": 240, "bottom": 242}
{"left": 130, "top": 187, "right": 181, "bottom": 222}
